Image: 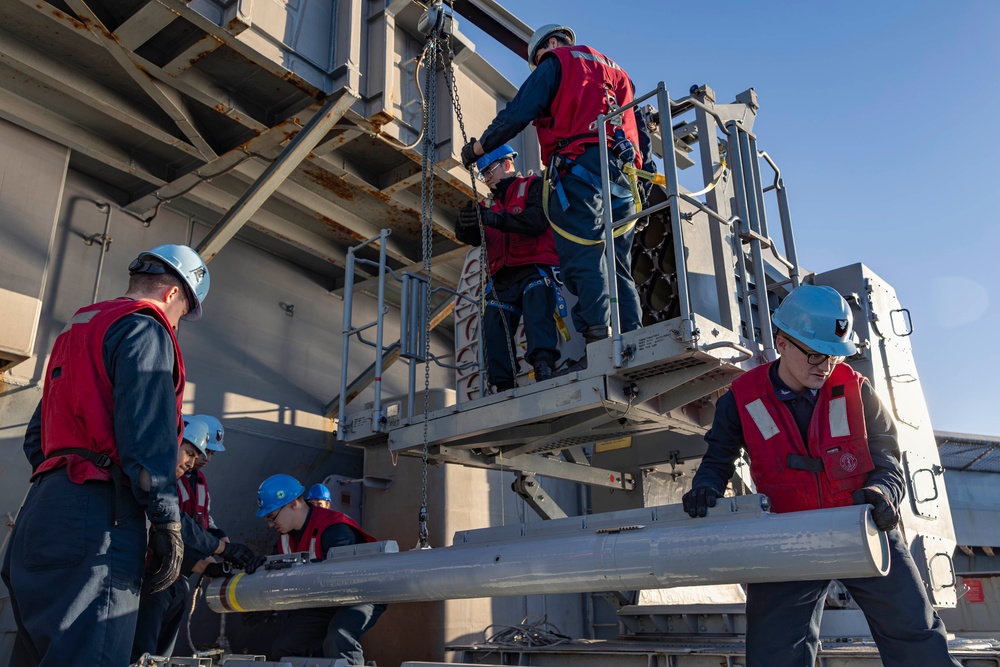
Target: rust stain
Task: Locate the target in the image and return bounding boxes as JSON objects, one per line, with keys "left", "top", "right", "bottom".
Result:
{"left": 318, "top": 215, "right": 367, "bottom": 243}
{"left": 280, "top": 70, "right": 322, "bottom": 97}
{"left": 303, "top": 167, "right": 356, "bottom": 201}
{"left": 367, "top": 111, "right": 393, "bottom": 133}
{"left": 52, "top": 8, "right": 87, "bottom": 30}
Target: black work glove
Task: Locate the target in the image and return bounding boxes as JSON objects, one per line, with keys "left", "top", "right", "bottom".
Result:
{"left": 457, "top": 203, "right": 481, "bottom": 230}
{"left": 460, "top": 138, "right": 480, "bottom": 168}
{"left": 682, "top": 487, "right": 722, "bottom": 518}
{"left": 147, "top": 521, "right": 183, "bottom": 593}
{"left": 478, "top": 206, "right": 503, "bottom": 229}
{"left": 220, "top": 542, "right": 255, "bottom": 569}
{"left": 852, "top": 485, "right": 899, "bottom": 532}
{"left": 202, "top": 561, "right": 232, "bottom": 579}
{"left": 241, "top": 610, "right": 273, "bottom": 628}
{"left": 245, "top": 554, "right": 268, "bottom": 575}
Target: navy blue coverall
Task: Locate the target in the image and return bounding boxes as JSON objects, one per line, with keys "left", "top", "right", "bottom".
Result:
{"left": 691, "top": 362, "right": 960, "bottom": 667}
{"left": 270, "top": 515, "right": 385, "bottom": 663}
{"left": 130, "top": 513, "right": 224, "bottom": 661}
{"left": 456, "top": 175, "right": 559, "bottom": 389}
{"left": 2, "top": 313, "right": 182, "bottom": 667}
{"left": 478, "top": 56, "right": 648, "bottom": 338}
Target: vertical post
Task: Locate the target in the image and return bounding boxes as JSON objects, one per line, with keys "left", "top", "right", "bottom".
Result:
{"left": 775, "top": 179, "right": 801, "bottom": 288}
{"left": 692, "top": 87, "right": 739, "bottom": 332}
{"left": 373, "top": 229, "right": 389, "bottom": 431}
{"left": 597, "top": 114, "right": 623, "bottom": 367}
{"left": 736, "top": 127, "right": 775, "bottom": 360}
{"left": 658, "top": 84, "right": 694, "bottom": 344}
{"left": 747, "top": 133, "right": 769, "bottom": 239}
{"left": 725, "top": 122, "right": 756, "bottom": 341}
{"left": 338, "top": 249, "right": 357, "bottom": 440}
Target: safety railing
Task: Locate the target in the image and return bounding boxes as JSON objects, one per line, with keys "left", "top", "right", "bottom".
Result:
{"left": 337, "top": 230, "right": 481, "bottom": 437}
{"left": 594, "top": 82, "right": 802, "bottom": 366}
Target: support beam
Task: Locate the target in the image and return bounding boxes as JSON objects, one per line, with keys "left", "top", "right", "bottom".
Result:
{"left": 512, "top": 473, "right": 568, "bottom": 520}
{"left": 196, "top": 90, "right": 360, "bottom": 262}
{"left": 206, "top": 499, "right": 889, "bottom": 612}
{"left": 65, "top": 0, "right": 217, "bottom": 160}
{"left": 0, "top": 30, "right": 202, "bottom": 160}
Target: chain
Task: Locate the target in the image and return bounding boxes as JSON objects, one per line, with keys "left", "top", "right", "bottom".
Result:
{"left": 440, "top": 29, "right": 519, "bottom": 393}
{"left": 417, "top": 33, "right": 438, "bottom": 550}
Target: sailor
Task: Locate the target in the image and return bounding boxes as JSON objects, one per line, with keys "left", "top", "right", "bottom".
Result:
{"left": 247, "top": 474, "right": 386, "bottom": 663}
{"left": 131, "top": 415, "right": 254, "bottom": 662}
{"left": 460, "top": 24, "right": 651, "bottom": 358}
{"left": 305, "top": 483, "right": 333, "bottom": 509}
{"left": 682, "top": 285, "right": 961, "bottom": 667}
{"left": 181, "top": 414, "right": 228, "bottom": 540}
{"left": 456, "top": 144, "right": 561, "bottom": 389}
{"left": 1, "top": 245, "right": 209, "bottom": 666}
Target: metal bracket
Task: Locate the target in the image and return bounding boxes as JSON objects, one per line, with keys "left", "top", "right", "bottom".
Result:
{"left": 511, "top": 473, "right": 568, "bottom": 520}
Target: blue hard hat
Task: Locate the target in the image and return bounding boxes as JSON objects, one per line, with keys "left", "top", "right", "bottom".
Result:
{"left": 476, "top": 144, "right": 517, "bottom": 173}
{"left": 256, "top": 474, "right": 305, "bottom": 518}
{"left": 772, "top": 285, "right": 857, "bottom": 357}
{"left": 196, "top": 414, "right": 225, "bottom": 452}
{"left": 305, "top": 484, "right": 332, "bottom": 502}
{"left": 130, "top": 244, "right": 210, "bottom": 321}
{"left": 182, "top": 415, "right": 210, "bottom": 458}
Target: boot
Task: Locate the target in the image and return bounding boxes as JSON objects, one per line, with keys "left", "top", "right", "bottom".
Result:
{"left": 533, "top": 360, "right": 554, "bottom": 382}
{"left": 582, "top": 325, "right": 611, "bottom": 344}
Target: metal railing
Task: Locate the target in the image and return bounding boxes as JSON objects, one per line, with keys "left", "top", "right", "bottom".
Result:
{"left": 594, "top": 82, "right": 802, "bottom": 365}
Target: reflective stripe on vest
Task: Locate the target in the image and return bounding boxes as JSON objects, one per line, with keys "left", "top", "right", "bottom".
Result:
{"left": 730, "top": 362, "right": 874, "bottom": 513}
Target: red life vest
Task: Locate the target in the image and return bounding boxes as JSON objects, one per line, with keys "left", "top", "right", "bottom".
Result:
{"left": 534, "top": 45, "right": 642, "bottom": 168}
{"left": 278, "top": 506, "right": 377, "bottom": 560}
{"left": 179, "top": 470, "right": 211, "bottom": 530}
{"left": 483, "top": 175, "right": 559, "bottom": 274}
{"left": 34, "top": 298, "right": 185, "bottom": 483}
{"left": 729, "top": 362, "right": 873, "bottom": 513}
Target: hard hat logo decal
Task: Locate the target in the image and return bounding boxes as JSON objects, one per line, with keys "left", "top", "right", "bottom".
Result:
{"left": 840, "top": 452, "right": 858, "bottom": 473}
{"left": 835, "top": 319, "right": 849, "bottom": 337}
{"left": 276, "top": 490, "right": 286, "bottom": 499}
{"left": 192, "top": 266, "right": 207, "bottom": 283}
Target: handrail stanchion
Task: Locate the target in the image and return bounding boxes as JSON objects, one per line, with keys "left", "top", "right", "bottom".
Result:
{"left": 373, "top": 229, "right": 389, "bottom": 430}
{"left": 597, "top": 114, "right": 624, "bottom": 367}
{"left": 657, "top": 83, "right": 695, "bottom": 345}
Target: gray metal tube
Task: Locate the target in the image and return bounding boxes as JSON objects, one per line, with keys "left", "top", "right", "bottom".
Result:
{"left": 657, "top": 85, "right": 694, "bottom": 343}
{"left": 90, "top": 203, "right": 112, "bottom": 304}
{"left": 337, "top": 247, "right": 358, "bottom": 440}
{"left": 372, "top": 229, "right": 388, "bottom": 431}
{"left": 596, "top": 114, "right": 622, "bottom": 366}
{"left": 775, "top": 178, "right": 801, "bottom": 288}
{"left": 206, "top": 499, "right": 888, "bottom": 613}
{"left": 726, "top": 123, "right": 761, "bottom": 345}
{"left": 747, "top": 133, "right": 769, "bottom": 239}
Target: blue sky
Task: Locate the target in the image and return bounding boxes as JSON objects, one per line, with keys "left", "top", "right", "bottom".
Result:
{"left": 465, "top": 0, "right": 1000, "bottom": 435}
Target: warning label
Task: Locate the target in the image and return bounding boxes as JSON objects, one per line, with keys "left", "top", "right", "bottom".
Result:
{"left": 963, "top": 578, "right": 985, "bottom": 604}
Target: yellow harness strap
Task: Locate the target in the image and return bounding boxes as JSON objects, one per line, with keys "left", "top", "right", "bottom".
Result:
{"left": 542, "top": 170, "right": 637, "bottom": 246}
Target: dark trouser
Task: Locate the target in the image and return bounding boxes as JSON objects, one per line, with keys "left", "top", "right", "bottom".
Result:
{"left": 745, "top": 528, "right": 960, "bottom": 667}
{"left": 130, "top": 576, "right": 190, "bottom": 661}
{"left": 547, "top": 146, "right": 642, "bottom": 336}
{"left": 1, "top": 469, "right": 146, "bottom": 667}
{"left": 271, "top": 603, "right": 386, "bottom": 664}
{"left": 484, "top": 265, "right": 559, "bottom": 389}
